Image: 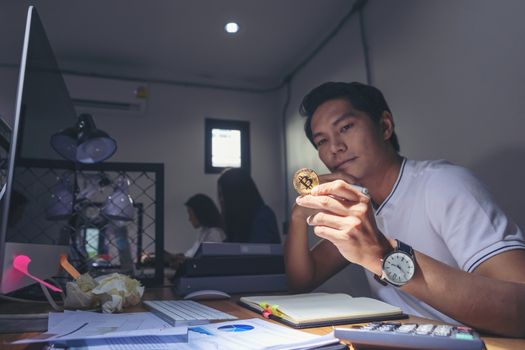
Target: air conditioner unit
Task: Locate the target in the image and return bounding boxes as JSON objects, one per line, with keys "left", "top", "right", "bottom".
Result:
{"left": 63, "top": 74, "right": 148, "bottom": 118}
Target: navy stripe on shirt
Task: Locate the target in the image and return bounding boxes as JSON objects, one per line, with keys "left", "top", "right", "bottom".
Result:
{"left": 466, "top": 244, "right": 525, "bottom": 272}
{"left": 376, "top": 157, "right": 407, "bottom": 215}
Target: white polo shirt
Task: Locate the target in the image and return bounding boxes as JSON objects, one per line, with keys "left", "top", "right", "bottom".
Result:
{"left": 366, "top": 158, "right": 525, "bottom": 324}
{"left": 184, "top": 227, "right": 226, "bottom": 258}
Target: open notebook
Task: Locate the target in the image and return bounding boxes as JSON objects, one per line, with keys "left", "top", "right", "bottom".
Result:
{"left": 239, "top": 292, "right": 406, "bottom": 329}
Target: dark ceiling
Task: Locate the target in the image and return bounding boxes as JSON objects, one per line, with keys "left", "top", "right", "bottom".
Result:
{"left": 0, "top": 0, "right": 359, "bottom": 91}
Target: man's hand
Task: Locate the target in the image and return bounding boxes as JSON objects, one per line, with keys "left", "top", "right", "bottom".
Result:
{"left": 286, "top": 172, "right": 357, "bottom": 292}
{"left": 295, "top": 179, "right": 393, "bottom": 275}
{"left": 291, "top": 171, "right": 358, "bottom": 224}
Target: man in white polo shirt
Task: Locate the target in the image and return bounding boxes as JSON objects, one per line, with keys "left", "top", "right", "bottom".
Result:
{"left": 284, "top": 82, "right": 525, "bottom": 337}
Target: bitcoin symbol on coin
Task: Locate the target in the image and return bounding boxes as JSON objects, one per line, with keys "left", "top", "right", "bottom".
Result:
{"left": 298, "top": 175, "right": 313, "bottom": 190}
{"left": 293, "top": 168, "right": 319, "bottom": 195}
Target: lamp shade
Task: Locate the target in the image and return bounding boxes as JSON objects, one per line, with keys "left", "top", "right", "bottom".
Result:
{"left": 50, "top": 114, "right": 117, "bottom": 164}
{"left": 47, "top": 175, "right": 74, "bottom": 220}
{"left": 102, "top": 176, "right": 134, "bottom": 221}
{"left": 77, "top": 114, "right": 117, "bottom": 163}
{"left": 49, "top": 126, "right": 77, "bottom": 162}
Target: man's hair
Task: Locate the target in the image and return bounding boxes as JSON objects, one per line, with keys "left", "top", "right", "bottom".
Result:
{"left": 299, "top": 81, "right": 400, "bottom": 152}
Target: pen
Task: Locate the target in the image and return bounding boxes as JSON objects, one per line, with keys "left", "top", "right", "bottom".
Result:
{"left": 351, "top": 184, "right": 370, "bottom": 197}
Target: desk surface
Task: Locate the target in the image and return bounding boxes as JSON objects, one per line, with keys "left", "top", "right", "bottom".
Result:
{"left": 1, "top": 286, "right": 524, "bottom": 350}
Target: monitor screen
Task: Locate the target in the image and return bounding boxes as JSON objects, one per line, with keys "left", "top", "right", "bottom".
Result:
{"left": 0, "top": 6, "right": 75, "bottom": 294}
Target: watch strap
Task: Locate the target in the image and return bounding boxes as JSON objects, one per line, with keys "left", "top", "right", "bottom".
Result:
{"left": 396, "top": 239, "right": 414, "bottom": 258}
{"left": 376, "top": 270, "right": 404, "bottom": 287}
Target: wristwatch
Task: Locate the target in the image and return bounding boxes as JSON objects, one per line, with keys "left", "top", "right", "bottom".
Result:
{"left": 375, "top": 239, "right": 416, "bottom": 287}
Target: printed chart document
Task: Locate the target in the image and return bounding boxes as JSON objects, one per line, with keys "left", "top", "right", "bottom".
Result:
{"left": 239, "top": 293, "right": 405, "bottom": 328}
{"left": 12, "top": 310, "right": 187, "bottom": 346}
{"left": 188, "top": 318, "right": 339, "bottom": 350}
{"left": 68, "top": 318, "right": 340, "bottom": 350}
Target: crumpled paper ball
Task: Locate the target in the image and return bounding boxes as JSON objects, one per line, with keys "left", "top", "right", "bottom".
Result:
{"left": 77, "top": 273, "right": 97, "bottom": 292}
{"left": 91, "top": 273, "right": 145, "bottom": 313}
{"left": 64, "top": 276, "right": 98, "bottom": 309}
{"left": 63, "top": 272, "right": 144, "bottom": 313}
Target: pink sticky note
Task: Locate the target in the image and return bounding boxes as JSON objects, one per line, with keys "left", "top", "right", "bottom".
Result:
{"left": 12, "top": 255, "right": 63, "bottom": 293}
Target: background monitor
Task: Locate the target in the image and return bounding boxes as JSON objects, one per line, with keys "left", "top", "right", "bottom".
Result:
{"left": 0, "top": 6, "right": 75, "bottom": 294}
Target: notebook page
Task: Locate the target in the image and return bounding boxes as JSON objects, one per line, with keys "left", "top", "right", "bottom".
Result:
{"left": 242, "top": 293, "right": 401, "bottom": 323}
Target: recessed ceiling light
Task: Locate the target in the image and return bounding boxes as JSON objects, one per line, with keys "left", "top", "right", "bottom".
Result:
{"left": 225, "top": 22, "right": 239, "bottom": 34}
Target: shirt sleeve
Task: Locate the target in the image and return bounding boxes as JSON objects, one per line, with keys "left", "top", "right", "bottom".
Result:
{"left": 204, "top": 227, "right": 226, "bottom": 242}
{"left": 184, "top": 240, "right": 201, "bottom": 258}
{"left": 425, "top": 165, "right": 525, "bottom": 272}
{"left": 185, "top": 228, "right": 225, "bottom": 257}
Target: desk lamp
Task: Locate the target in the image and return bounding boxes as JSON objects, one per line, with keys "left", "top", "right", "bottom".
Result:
{"left": 48, "top": 114, "right": 124, "bottom": 271}
{"left": 50, "top": 113, "right": 117, "bottom": 164}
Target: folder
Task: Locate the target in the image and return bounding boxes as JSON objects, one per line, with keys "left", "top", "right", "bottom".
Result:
{"left": 238, "top": 292, "right": 406, "bottom": 329}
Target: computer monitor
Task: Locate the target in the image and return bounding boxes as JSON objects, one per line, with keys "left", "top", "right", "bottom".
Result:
{"left": 0, "top": 6, "right": 76, "bottom": 294}
{"left": 0, "top": 117, "right": 10, "bottom": 200}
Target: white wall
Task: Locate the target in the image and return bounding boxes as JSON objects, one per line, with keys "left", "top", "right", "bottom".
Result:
{"left": 283, "top": 0, "right": 525, "bottom": 296}
{"left": 365, "top": 0, "right": 525, "bottom": 229}
{"left": 0, "top": 68, "right": 284, "bottom": 255}
{"left": 102, "top": 83, "right": 284, "bottom": 253}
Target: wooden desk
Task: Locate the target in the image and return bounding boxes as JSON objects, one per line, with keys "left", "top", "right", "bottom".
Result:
{"left": 1, "top": 286, "right": 524, "bottom": 349}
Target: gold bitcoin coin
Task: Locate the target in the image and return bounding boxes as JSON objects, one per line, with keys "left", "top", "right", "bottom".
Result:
{"left": 293, "top": 168, "right": 319, "bottom": 195}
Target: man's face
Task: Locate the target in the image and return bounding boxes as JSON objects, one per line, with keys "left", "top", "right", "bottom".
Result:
{"left": 310, "top": 98, "right": 387, "bottom": 181}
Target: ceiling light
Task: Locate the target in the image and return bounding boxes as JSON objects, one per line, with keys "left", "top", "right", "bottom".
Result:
{"left": 225, "top": 22, "right": 239, "bottom": 34}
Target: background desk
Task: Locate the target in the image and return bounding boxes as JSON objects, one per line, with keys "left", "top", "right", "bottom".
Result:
{"left": 1, "top": 286, "right": 524, "bottom": 350}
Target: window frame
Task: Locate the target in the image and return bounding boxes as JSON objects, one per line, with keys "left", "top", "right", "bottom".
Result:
{"left": 204, "top": 118, "right": 250, "bottom": 174}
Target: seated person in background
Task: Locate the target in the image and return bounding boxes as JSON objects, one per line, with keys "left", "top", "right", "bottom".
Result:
{"left": 218, "top": 168, "right": 281, "bottom": 244}
{"left": 168, "top": 193, "right": 225, "bottom": 269}
{"left": 285, "top": 81, "right": 525, "bottom": 337}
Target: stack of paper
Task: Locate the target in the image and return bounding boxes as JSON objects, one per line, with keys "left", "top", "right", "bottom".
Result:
{"left": 12, "top": 310, "right": 187, "bottom": 347}
{"left": 12, "top": 311, "right": 340, "bottom": 350}
{"left": 187, "top": 318, "right": 339, "bottom": 350}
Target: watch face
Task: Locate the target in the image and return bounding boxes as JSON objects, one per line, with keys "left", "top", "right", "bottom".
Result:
{"left": 383, "top": 251, "right": 415, "bottom": 285}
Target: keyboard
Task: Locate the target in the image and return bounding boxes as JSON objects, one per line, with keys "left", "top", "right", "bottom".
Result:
{"left": 143, "top": 300, "right": 237, "bottom": 326}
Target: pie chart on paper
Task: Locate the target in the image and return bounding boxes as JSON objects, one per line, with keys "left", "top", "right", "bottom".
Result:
{"left": 217, "top": 324, "right": 254, "bottom": 332}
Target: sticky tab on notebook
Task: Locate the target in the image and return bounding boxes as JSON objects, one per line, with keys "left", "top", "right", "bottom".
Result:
{"left": 60, "top": 254, "right": 80, "bottom": 279}
{"left": 259, "top": 303, "right": 283, "bottom": 318}
{"left": 12, "top": 255, "right": 63, "bottom": 292}
{"left": 261, "top": 309, "right": 272, "bottom": 319}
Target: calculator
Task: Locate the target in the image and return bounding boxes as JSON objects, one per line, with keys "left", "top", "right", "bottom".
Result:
{"left": 334, "top": 321, "right": 485, "bottom": 350}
